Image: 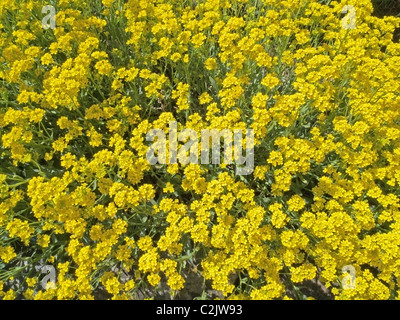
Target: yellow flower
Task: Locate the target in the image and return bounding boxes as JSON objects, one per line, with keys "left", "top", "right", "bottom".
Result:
{"left": 26, "top": 278, "right": 36, "bottom": 287}
{"left": 0, "top": 246, "right": 17, "bottom": 263}
{"left": 95, "top": 59, "right": 113, "bottom": 75}
{"left": 199, "top": 92, "right": 213, "bottom": 105}
{"left": 269, "top": 203, "right": 289, "bottom": 229}
{"left": 290, "top": 264, "right": 317, "bottom": 283}
{"left": 191, "top": 33, "right": 206, "bottom": 48}
{"left": 101, "top": 272, "right": 121, "bottom": 296}
{"left": 167, "top": 272, "right": 185, "bottom": 291}
{"left": 124, "top": 279, "right": 135, "bottom": 291}
{"left": 147, "top": 273, "right": 161, "bottom": 286}
{"left": 254, "top": 166, "right": 268, "bottom": 180}
{"left": 163, "top": 182, "right": 174, "bottom": 193}
{"left": 6, "top": 219, "right": 34, "bottom": 245}
{"left": 137, "top": 236, "right": 153, "bottom": 251}
{"left": 171, "top": 82, "right": 190, "bottom": 111}
{"left": 3, "top": 289, "right": 16, "bottom": 300}
{"left": 170, "top": 52, "right": 181, "bottom": 62}
{"left": 205, "top": 58, "right": 218, "bottom": 70}
{"left": 261, "top": 74, "right": 280, "bottom": 89}
{"left": 41, "top": 53, "right": 54, "bottom": 65}
{"left": 37, "top": 234, "right": 51, "bottom": 248}
{"left": 138, "top": 248, "right": 159, "bottom": 273}
{"left": 287, "top": 195, "right": 306, "bottom": 212}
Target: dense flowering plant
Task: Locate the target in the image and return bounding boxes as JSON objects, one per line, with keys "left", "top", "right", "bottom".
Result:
{"left": 1, "top": 0, "right": 400, "bottom": 300}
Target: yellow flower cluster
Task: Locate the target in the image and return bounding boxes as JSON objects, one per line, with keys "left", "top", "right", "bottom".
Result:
{"left": 1, "top": 0, "right": 400, "bottom": 300}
